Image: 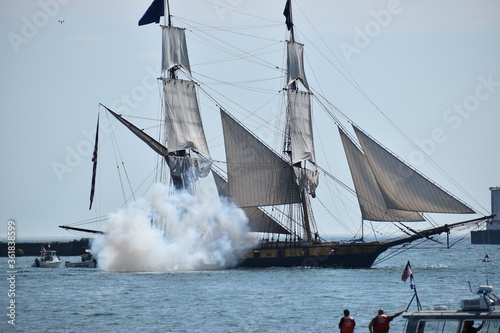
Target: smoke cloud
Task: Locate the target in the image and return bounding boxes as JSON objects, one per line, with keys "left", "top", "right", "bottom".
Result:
{"left": 92, "top": 182, "right": 256, "bottom": 272}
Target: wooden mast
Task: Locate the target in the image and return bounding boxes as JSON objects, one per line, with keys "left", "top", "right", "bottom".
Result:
{"left": 284, "top": 0, "right": 313, "bottom": 242}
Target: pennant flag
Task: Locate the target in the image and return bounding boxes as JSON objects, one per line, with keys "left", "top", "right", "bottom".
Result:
{"left": 401, "top": 261, "right": 413, "bottom": 282}
{"left": 138, "top": 0, "right": 165, "bottom": 26}
{"left": 89, "top": 115, "right": 99, "bottom": 210}
{"left": 283, "top": 0, "right": 293, "bottom": 31}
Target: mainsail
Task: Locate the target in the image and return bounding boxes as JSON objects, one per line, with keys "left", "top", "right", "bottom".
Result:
{"left": 212, "top": 171, "right": 290, "bottom": 234}
{"left": 339, "top": 124, "right": 475, "bottom": 222}
{"left": 288, "top": 89, "right": 315, "bottom": 165}
{"left": 221, "top": 109, "right": 301, "bottom": 208}
{"left": 352, "top": 125, "right": 474, "bottom": 215}
{"left": 162, "top": 78, "right": 209, "bottom": 155}
{"left": 339, "top": 127, "right": 424, "bottom": 221}
{"left": 107, "top": 14, "right": 212, "bottom": 191}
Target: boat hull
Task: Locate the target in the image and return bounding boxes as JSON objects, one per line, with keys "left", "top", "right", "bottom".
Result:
{"left": 65, "top": 261, "right": 96, "bottom": 268}
{"left": 31, "top": 261, "right": 62, "bottom": 268}
{"left": 238, "top": 241, "right": 389, "bottom": 268}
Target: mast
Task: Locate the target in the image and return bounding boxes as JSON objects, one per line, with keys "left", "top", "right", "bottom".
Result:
{"left": 135, "top": 0, "right": 212, "bottom": 192}
{"left": 283, "top": 0, "right": 316, "bottom": 242}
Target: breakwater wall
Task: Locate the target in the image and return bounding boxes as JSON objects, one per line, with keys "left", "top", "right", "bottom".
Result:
{"left": 0, "top": 238, "right": 92, "bottom": 256}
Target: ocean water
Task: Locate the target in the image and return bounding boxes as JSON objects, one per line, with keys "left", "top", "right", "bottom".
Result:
{"left": 1, "top": 239, "right": 498, "bottom": 333}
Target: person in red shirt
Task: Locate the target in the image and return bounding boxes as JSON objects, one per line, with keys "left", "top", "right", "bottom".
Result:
{"left": 339, "top": 309, "right": 356, "bottom": 333}
{"left": 368, "top": 309, "right": 405, "bottom": 333}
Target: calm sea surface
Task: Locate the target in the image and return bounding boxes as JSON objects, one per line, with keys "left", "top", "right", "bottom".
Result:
{"left": 1, "top": 239, "right": 498, "bottom": 333}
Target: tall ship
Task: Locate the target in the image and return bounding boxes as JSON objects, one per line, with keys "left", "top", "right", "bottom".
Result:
{"left": 62, "top": 0, "right": 492, "bottom": 269}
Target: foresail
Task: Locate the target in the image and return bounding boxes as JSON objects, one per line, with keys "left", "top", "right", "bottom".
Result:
{"left": 353, "top": 125, "right": 475, "bottom": 214}
{"left": 286, "top": 41, "right": 309, "bottom": 90}
{"left": 212, "top": 171, "right": 290, "bottom": 234}
{"left": 288, "top": 89, "right": 315, "bottom": 165}
{"left": 339, "top": 127, "right": 424, "bottom": 221}
{"left": 162, "top": 26, "right": 191, "bottom": 75}
{"left": 163, "top": 78, "right": 209, "bottom": 155}
{"left": 220, "top": 109, "right": 301, "bottom": 207}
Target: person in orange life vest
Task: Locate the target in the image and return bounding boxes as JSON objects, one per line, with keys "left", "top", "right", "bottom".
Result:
{"left": 338, "top": 309, "right": 355, "bottom": 333}
{"left": 368, "top": 309, "right": 405, "bottom": 333}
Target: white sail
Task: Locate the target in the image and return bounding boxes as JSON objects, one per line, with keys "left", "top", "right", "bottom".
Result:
{"left": 293, "top": 166, "right": 319, "bottom": 198}
{"left": 288, "top": 89, "right": 315, "bottom": 165}
{"left": 212, "top": 171, "right": 290, "bottom": 234}
{"left": 286, "top": 41, "right": 309, "bottom": 90}
{"left": 353, "top": 125, "right": 475, "bottom": 214}
{"left": 339, "top": 127, "right": 424, "bottom": 221}
{"left": 162, "top": 26, "right": 191, "bottom": 75}
{"left": 220, "top": 109, "right": 301, "bottom": 207}
{"left": 166, "top": 155, "right": 212, "bottom": 182}
{"left": 163, "top": 78, "right": 209, "bottom": 155}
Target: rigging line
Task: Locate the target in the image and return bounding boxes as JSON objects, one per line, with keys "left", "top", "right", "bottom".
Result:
{"left": 192, "top": 70, "right": 280, "bottom": 94}
{"left": 195, "top": 0, "right": 282, "bottom": 24}
{"left": 292, "top": 4, "right": 483, "bottom": 213}
{"left": 156, "top": 79, "right": 165, "bottom": 184}
{"left": 309, "top": 94, "right": 360, "bottom": 230}
{"left": 124, "top": 115, "right": 162, "bottom": 122}
{"left": 121, "top": 161, "right": 136, "bottom": 203}
{"left": 315, "top": 164, "right": 355, "bottom": 196}
{"left": 184, "top": 24, "right": 280, "bottom": 71}
{"left": 314, "top": 91, "right": 476, "bottom": 217}
{"left": 195, "top": 79, "right": 286, "bottom": 138}
{"left": 175, "top": 16, "right": 282, "bottom": 42}
{"left": 104, "top": 107, "right": 128, "bottom": 204}
{"left": 192, "top": 72, "right": 283, "bottom": 86}
{"left": 374, "top": 239, "right": 428, "bottom": 265}
{"left": 187, "top": 33, "right": 279, "bottom": 73}
{"left": 293, "top": 2, "right": 365, "bottom": 97}
{"left": 315, "top": 196, "right": 357, "bottom": 235}
{"left": 64, "top": 216, "right": 109, "bottom": 226}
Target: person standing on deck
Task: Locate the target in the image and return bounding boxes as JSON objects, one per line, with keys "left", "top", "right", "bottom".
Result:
{"left": 339, "top": 309, "right": 355, "bottom": 333}
{"left": 369, "top": 309, "right": 405, "bottom": 333}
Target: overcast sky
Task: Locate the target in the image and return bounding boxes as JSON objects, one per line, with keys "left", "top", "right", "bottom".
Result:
{"left": 1, "top": 0, "right": 500, "bottom": 240}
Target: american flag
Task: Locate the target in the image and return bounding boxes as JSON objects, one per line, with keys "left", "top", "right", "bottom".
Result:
{"left": 401, "top": 261, "right": 413, "bottom": 282}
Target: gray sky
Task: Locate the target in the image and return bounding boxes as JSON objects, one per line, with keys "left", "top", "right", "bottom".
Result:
{"left": 1, "top": 0, "right": 500, "bottom": 239}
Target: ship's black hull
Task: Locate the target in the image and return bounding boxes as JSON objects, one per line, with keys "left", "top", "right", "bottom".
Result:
{"left": 237, "top": 241, "right": 390, "bottom": 269}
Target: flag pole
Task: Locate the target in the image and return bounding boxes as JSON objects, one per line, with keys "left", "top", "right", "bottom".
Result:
{"left": 403, "top": 261, "right": 422, "bottom": 311}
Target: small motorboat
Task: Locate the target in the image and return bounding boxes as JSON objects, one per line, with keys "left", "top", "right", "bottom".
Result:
{"left": 32, "top": 246, "right": 62, "bottom": 268}
{"left": 65, "top": 248, "right": 97, "bottom": 268}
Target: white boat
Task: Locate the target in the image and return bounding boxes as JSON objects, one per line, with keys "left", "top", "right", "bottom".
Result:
{"left": 64, "top": 249, "right": 97, "bottom": 268}
{"left": 32, "top": 246, "right": 62, "bottom": 268}
{"left": 403, "top": 285, "right": 500, "bottom": 333}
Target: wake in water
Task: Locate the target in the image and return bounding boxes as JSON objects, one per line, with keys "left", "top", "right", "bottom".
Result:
{"left": 92, "top": 182, "right": 256, "bottom": 272}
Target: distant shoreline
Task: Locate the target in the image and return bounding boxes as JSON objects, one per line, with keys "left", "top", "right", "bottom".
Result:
{"left": 0, "top": 238, "right": 92, "bottom": 257}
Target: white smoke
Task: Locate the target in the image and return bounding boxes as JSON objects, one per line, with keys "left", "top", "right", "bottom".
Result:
{"left": 92, "top": 182, "right": 256, "bottom": 272}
